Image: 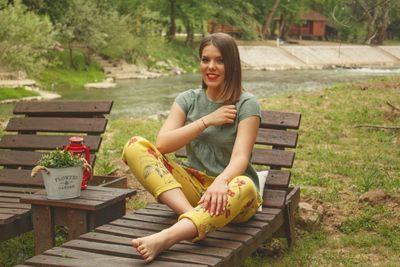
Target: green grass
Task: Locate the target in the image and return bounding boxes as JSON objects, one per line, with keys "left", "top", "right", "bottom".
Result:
{"left": 36, "top": 49, "right": 105, "bottom": 91}
{"left": 0, "top": 232, "right": 35, "bottom": 267}
{"left": 253, "top": 76, "right": 400, "bottom": 265}
{"left": 0, "top": 87, "right": 40, "bottom": 101}
{"left": 126, "top": 198, "right": 147, "bottom": 210}
{"left": 145, "top": 38, "right": 199, "bottom": 73}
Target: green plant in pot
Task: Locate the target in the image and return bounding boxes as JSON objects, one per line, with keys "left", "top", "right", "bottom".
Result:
{"left": 31, "top": 149, "right": 91, "bottom": 200}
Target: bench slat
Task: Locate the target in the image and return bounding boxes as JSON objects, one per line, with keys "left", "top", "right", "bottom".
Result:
{"left": 80, "top": 231, "right": 233, "bottom": 259}
{"left": 0, "top": 197, "right": 21, "bottom": 203}
{"left": 0, "top": 185, "right": 40, "bottom": 193}
{"left": 0, "top": 208, "right": 30, "bottom": 224}
{"left": 265, "top": 169, "right": 291, "bottom": 188}
{"left": 0, "top": 213, "right": 17, "bottom": 224}
{"left": 260, "top": 110, "right": 301, "bottom": 129}
{"left": 256, "top": 128, "right": 298, "bottom": 148}
{"left": 14, "top": 101, "right": 113, "bottom": 116}
{"left": 97, "top": 220, "right": 243, "bottom": 250}
{"left": 176, "top": 148, "right": 294, "bottom": 168}
{"left": 26, "top": 254, "right": 205, "bottom": 267}
{"left": 262, "top": 189, "right": 287, "bottom": 208}
{"left": 63, "top": 238, "right": 223, "bottom": 266}
{"left": 123, "top": 213, "right": 177, "bottom": 225}
{"left": 0, "top": 150, "right": 95, "bottom": 168}
{"left": 0, "top": 169, "right": 33, "bottom": 179}
{"left": 0, "top": 135, "right": 101, "bottom": 152}
{"left": 252, "top": 148, "right": 294, "bottom": 168}
{"left": 45, "top": 247, "right": 206, "bottom": 267}
{"left": 6, "top": 117, "right": 107, "bottom": 134}
{"left": 0, "top": 169, "right": 43, "bottom": 187}
{"left": 0, "top": 202, "right": 31, "bottom": 209}
{"left": 43, "top": 247, "right": 208, "bottom": 267}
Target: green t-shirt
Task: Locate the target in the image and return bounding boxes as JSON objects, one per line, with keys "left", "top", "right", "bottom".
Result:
{"left": 175, "top": 88, "right": 261, "bottom": 190}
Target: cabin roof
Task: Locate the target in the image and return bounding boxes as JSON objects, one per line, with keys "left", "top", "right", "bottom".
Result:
{"left": 300, "top": 10, "right": 329, "bottom": 21}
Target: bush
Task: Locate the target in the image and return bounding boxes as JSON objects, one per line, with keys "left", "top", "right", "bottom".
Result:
{"left": 0, "top": 1, "right": 55, "bottom": 75}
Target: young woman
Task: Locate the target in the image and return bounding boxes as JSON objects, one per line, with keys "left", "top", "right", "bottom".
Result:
{"left": 122, "top": 32, "right": 262, "bottom": 262}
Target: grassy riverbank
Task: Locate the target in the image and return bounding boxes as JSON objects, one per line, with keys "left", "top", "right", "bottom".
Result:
{"left": 0, "top": 76, "right": 399, "bottom": 266}
{"left": 242, "top": 76, "right": 400, "bottom": 266}
{"left": 36, "top": 50, "right": 105, "bottom": 91}
{"left": 0, "top": 87, "right": 40, "bottom": 102}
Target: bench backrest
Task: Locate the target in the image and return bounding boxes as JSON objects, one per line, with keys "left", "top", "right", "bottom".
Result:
{"left": 175, "top": 110, "right": 301, "bottom": 208}
{"left": 0, "top": 101, "right": 113, "bottom": 187}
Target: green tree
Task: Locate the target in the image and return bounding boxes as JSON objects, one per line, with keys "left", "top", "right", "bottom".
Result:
{"left": 353, "top": 0, "right": 394, "bottom": 45}
{"left": 207, "top": 0, "right": 259, "bottom": 40}
{"left": 176, "top": 0, "right": 214, "bottom": 46}
{"left": 55, "top": 0, "right": 141, "bottom": 67}
{"left": 22, "top": 0, "right": 71, "bottom": 25}
{"left": 0, "top": 0, "right": 54, "bottom": 74}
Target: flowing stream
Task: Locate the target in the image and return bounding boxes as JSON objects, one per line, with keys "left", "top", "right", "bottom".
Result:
{"left": 1, "top": 68, "right": 400, "bottom": 118}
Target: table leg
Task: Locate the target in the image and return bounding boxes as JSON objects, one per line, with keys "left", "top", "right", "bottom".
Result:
{"left": 65, "top": 209, "right": 88, "bottom": 240}
{"left": 31, "top": 205, "right": 54, "bottom": 254}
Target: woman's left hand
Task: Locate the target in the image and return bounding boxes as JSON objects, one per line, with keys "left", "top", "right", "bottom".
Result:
{"left": 198, "top": 178, "right": 229, "bottom": 216}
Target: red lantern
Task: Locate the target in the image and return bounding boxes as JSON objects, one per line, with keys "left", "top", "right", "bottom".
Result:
{"left": 64, "top": 136, "right": 91, "bottom": 190}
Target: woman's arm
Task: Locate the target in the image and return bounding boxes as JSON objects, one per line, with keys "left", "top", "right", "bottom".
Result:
{"left": 156, "top": 102, "right": 237, "bottom": 154}
{"left": 198, "top": 116, "right": 260, "bottom": 215}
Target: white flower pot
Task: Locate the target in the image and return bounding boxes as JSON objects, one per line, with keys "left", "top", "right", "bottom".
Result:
{"left": 41, "top": 166, "right": 83, "bottom": 199}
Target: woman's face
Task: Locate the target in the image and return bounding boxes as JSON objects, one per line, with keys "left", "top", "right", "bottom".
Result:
{"left": 200, "top": 44, "right": 225, "bottom": 91}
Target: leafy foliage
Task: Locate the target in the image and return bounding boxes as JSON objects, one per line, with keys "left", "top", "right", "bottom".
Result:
{"left": 38, "top": 149, "right": 83, "bottom": 168}
{"left": 2, "top": 0, "right": 400, "bottom": 76}
{"left": 0, "top": 0, "right": 54, "bottom": 74}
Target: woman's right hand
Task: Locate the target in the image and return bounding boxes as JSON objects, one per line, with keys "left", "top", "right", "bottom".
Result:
{"left": 203, "top": 105, "right": 237, "bottom": 126}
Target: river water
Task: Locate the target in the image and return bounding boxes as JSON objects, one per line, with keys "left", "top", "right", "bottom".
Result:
{"left": 1, "top": 68, "right": 400, "bottom": 118}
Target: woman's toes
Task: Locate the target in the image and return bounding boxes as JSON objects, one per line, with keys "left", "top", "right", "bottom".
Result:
{"left": 132, "top": 239, "right": 140, "bottom": 248}
{"left": 144, "top": 256, "right": 153, "bottom": 263}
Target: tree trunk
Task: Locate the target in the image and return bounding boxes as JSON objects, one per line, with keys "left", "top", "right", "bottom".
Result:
{"left": 68, "top": 42, "right": 76, "bottom": 70}
{"left": 167, "top": 0, "right": 176, "bottom": 41}
{"left": 185, "top": 23, "right": 194, "bottom": 47}
{"left": 375, "top": 0, "right": 391, "bottom": 45}
{"left": 262, "top": 0, "right": 281, "bottom": 40}
{"left": 359, "top": 0, "right": 392, "bottom": 45}
{"left": 278, "top": 15, "right": 286, "bottom": 40}
{"left": 359, "top": 0, "right": 378, "bottom": 44}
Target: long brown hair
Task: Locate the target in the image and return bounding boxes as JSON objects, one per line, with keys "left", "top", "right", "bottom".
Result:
{"left": 199, "top": 33, "right": 243, "bottom": 104}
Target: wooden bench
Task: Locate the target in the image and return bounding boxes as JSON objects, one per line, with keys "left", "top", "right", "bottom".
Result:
{"left": 18, "top": 109, "right": 301, "bottom": 267}
{"left": 0, "top": 100, "right": 131, "bottom": 242}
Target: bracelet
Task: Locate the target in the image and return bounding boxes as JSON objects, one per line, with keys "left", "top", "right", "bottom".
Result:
{"left": 201, "top": 118, "right": 208, "bottom": 129}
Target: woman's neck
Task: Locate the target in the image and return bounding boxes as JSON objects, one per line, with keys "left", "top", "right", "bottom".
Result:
{"left": 206, "top": 87, "right": 221, "bottom": 102}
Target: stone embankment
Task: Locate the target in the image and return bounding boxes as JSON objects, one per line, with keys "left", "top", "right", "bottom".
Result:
{"left": 239, "top": 45, "right": 400, "bottom": 70}
{"left": 88, "top": 55, "right": 185, "bottom": 86}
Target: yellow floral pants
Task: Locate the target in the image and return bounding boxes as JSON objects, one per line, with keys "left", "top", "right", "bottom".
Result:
{"left": 122, "top": 136, "right": 262, "bottom": 240}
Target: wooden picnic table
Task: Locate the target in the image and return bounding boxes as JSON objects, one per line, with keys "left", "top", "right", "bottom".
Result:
{"left": 20, "top": 186, "right": 135, "bottom": 254}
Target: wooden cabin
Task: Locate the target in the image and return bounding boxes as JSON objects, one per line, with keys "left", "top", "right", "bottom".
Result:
{"left": 286, "top": 10, "right": 329, "bottom": 40}
{"left": 207, "top": 21, "right": 242, "bottom": 37}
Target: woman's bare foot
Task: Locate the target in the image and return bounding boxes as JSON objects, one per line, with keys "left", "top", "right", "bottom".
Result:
{"left": 132, "top": 231, "right": 172, "bottom": 263}
{"left": 132, "top": 219, "right": 198, "bottom": 262}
